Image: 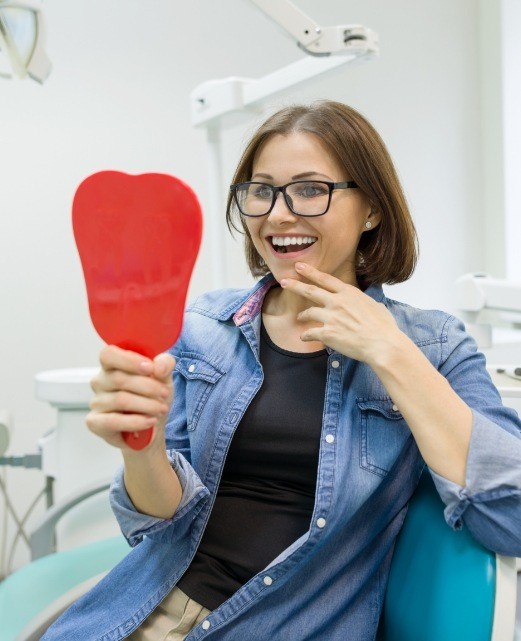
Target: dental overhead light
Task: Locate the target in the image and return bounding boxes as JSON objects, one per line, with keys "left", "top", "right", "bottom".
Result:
{"left": 191, "top": 0, "right": 379, "bottom": 288}
{"left": 0, "top": 0, "right": 51, "bottom": 83}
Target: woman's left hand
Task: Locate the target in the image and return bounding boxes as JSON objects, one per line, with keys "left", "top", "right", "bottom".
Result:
{"left": 280, "top": 262, "right": 406, "bottom": 365}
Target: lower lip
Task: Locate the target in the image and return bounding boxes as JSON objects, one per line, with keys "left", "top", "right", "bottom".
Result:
{"left": 267, "top": 242, "right": 316, "bottom": 260}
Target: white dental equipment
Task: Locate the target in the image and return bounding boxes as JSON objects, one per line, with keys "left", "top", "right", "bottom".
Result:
{"left": 0, "top": 0, "right": 51, "bottom": 83}
{"left": 454, "top": 273, "right": 521, "bottom": 413}
{"left": 191, "top": 0, "right": 379, "bottom": 289}
{"left": 454, "top": 273, "right": 521, "bottom": 348}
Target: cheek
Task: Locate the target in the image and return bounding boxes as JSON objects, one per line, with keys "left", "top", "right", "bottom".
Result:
{"left": 245, "top": 221, "right": 264, "bottom": 248}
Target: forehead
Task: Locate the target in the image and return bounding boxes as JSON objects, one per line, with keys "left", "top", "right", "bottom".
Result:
{"left": 252, "top": 132, "right": 344, "bottom": 178}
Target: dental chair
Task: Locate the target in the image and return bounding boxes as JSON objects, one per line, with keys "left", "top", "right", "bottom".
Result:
{"left": 1, "top": 472, "right": 517, "bottom": 641}
{"left": 0, "top": 480, "right": 129, "bottom": 641}
{"left": 379, "top": 470, "right": 518, "bottom": 641}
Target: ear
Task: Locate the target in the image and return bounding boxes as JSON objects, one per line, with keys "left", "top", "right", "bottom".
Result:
{"left": 364, "top": 206, "right": 381, "bottom": 231}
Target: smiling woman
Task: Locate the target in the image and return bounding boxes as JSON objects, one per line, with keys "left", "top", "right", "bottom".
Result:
{"left": 226, "top": 101, "right": 418, "bottom": 286}
{"left": 41, "top": 101, "right": 521, "bottom": 641}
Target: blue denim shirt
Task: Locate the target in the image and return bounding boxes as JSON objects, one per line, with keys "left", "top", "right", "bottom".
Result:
{"left": 42, "top": 275, "right": 521, "bottom": 641}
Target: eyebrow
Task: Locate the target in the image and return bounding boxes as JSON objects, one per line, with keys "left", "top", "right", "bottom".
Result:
{"left": 251, "top": 171, "right": 334, "bottom": 181}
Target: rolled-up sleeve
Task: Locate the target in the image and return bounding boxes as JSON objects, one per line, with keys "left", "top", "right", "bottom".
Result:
{"left": 109, "top": 449, "right": 210, "bottom": 547}
{"left": 431, "top": 410, "right": 521, "bottom": 555}
{"left": 429, "top": 315, "right": 521, "bottom": 555}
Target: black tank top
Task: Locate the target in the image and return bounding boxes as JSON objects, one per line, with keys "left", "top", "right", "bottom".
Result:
{"left": 177, "top": 322, "right": 328, "bottom": 610}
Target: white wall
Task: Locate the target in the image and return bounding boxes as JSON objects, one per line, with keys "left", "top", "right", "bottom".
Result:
{"left": 502, "top": 0, "right": 521, "bottom": 280}
{"left": 0, "top": 0, "right": 492, "bottom": 571}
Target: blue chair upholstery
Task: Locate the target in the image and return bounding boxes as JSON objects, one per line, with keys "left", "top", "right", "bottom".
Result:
{"left": 0, "top": 534, "right": 129, "bottom": 641}
{"left": 379, "top": 471, "right": 517, "bottom": 641}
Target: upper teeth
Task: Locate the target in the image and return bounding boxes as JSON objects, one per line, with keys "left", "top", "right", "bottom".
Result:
{"left": 271, "top": 236, "right": 317, "bottom": 247}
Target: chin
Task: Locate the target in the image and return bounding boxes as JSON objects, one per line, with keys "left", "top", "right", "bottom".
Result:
{"left": 270, "top": 264, "right": 304, "bottom": 283}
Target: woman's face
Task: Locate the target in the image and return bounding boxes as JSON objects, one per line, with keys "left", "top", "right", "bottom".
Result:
{"left": 243, "top": 132, "right": 378, "bottom": 286}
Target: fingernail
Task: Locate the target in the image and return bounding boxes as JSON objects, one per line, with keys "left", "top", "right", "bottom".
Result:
{"left": 280, "top": 279, "right": 288, "bottom": 287}
{"left": 139, "top": 361, "right": 153, "bottom": 374}
{"left": 295, "top": 262, "right": 306, "bottom": 271}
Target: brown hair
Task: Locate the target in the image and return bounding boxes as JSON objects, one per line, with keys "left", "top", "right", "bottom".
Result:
{"left": 226, "top": 100, "right": 418, "bottom": 286}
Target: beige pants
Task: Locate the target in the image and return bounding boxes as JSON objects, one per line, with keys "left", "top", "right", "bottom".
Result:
{"left": 126, "top": 587, "right": 211, "bottom": 641}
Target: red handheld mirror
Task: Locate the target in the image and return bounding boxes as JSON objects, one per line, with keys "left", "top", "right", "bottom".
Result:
{"left": 72, "top": 170, "right": 202, "bottom": 449}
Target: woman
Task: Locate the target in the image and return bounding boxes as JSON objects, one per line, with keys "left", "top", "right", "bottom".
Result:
{"left": 42, "top": 101, "right": 521, "bottom": 641}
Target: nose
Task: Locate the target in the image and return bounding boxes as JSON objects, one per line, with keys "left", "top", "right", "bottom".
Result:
{"left": 267, "top": 190, "right": 298, "bottom": 224}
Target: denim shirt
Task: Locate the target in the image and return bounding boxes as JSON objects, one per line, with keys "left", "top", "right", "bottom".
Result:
{"left": 42, "top": 275, "right": 521, "bottom": 641}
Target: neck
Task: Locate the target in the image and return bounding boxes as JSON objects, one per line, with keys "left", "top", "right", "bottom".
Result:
{"left": 264, "top": 286, "right": 310, "bottom": 318}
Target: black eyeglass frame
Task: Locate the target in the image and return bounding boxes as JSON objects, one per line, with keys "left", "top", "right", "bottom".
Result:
{"left": 230, "top": 180, "right": 359, "bottom": 218}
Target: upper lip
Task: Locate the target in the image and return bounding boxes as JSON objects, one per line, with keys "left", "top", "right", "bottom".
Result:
{"left": 267, "top": 233, "right": 313, "bottom": 237}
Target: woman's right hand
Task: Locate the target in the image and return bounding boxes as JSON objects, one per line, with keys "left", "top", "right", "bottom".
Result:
{"left": 86, "top": 345, "right": 175, "bottom": 452}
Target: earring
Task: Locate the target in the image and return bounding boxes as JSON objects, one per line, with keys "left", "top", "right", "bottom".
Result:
{"left": 365, "top": 221, "right": 372, "bottom": 229}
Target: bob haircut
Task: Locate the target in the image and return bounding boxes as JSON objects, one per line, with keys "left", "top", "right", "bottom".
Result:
{"left": 226, "top": 100, "right": 418, "bottom": 286}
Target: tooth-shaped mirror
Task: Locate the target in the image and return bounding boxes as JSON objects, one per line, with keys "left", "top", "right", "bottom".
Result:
{"left": 72, "top": 171, "right": 202, "bottom": 449}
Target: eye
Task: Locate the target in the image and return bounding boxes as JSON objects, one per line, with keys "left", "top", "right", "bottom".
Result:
{"left": 251, "top": 184, "right": 274, "bottom": 200}
{"left": 293, "top": 182, "right": 329, "bottom": 199}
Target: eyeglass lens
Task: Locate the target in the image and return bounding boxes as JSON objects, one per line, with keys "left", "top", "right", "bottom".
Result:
{"left": 235, "top": 181, "right": 331, "bottom": 217}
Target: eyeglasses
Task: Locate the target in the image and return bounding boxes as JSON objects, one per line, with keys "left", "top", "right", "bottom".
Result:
{"left": 230, "top": 180, "right": 358, "bottom": 218}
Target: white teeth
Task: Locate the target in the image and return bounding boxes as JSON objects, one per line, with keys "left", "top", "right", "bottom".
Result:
{"left": 271, "top": 236, "right": 317, "bottom": 247}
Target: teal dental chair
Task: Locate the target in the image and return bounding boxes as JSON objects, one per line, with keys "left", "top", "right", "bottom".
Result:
{"left": 0, "top": 473, "right": 517, "bottom": 641}
{"left": 0, "top": 481, "right": 130, "bottom": 641}
{"left": 380, "top": 471, "right": 518, "bottom": 641}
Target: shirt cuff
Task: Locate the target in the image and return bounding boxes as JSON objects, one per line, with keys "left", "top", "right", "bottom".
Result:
{"left": 109, "top": 450, "right": 210, "bottom": 546}
{"left": 429, "top": 409, "right": 521, "bottom": 530}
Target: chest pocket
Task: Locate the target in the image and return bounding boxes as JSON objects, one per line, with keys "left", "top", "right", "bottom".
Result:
{"left": 357, "top": 399, "right": 411, "bottom": 477}
{"left": 175, "top": 354, "right": 225, "bottom": 431}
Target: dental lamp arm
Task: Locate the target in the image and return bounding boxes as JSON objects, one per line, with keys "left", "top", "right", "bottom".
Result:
{"left": 250, "top": 0, "right": 377, "bottom": 57}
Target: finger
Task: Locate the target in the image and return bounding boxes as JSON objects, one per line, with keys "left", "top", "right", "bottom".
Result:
{"left": 297, "top": 306, "right": 329, "bottom": 325}
{"left": 92, "top": 367, "right": 170, "bottom": 398}
{"left": 280, "top": 278, "right": 330, "bottom": 306}
{"left": 90, "top": 390, "right": 170, "bottom": 418}
{"left": 294, "top": 262, "right": 346, "bottom": 293}
{"left": 300, "top": 326, "right": 326, "bottom": 343}
{"left": 99, "top": 345, "right": 154, "bottom": 376}
{"left": 86, "top": 411, "right": 157, "bottom": 445}
{"left": 153, "top": 353, "right": 176, "bottom": 382}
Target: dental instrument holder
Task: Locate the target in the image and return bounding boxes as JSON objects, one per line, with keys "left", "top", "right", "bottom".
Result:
{"left": 190, "top": 0, "right": 378, "bottom": 290}
{"left": 72, "top": 171, "right": 202, "bottom": 450}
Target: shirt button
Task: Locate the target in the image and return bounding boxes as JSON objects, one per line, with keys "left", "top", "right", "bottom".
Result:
{"left": 325, "top": 434, "right": 335, "bottom": 444}
{"left": 263, "top": 575, "right": 273, "bottom": 586}
{"left": 331, "top": 360, "right": 340, "bottom": 368}
{"left": 188, "top": 364, "right": 196, "bottom": 373}
{"left": 316, "top": 517, "right": 326, "bottom": 528}
{"left": 202, "top": 620, "right": 211, "bottom": 630}
{"left": 392, "top": 404, "right": 399, "bottom": 412}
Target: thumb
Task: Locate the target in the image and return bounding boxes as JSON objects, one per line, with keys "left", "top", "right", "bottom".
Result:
{"left": 153, "top": 353, "right": 176, "bottom": 381}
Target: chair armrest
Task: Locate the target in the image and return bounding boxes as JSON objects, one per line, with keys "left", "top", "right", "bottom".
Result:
{"left": 29, "top": 478, "right": 111, "bottom": 560}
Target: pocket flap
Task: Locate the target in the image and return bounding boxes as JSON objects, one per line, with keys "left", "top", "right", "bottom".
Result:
{"left": 356, "top": 398, "right": 403, "bottom": 420}
{"left": 175, "top": 353, "right": 225, "bottom": 384}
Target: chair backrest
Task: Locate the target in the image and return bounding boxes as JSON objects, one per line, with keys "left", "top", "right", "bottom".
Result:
{"left": 379, "top": 470, "right": 517, "bottom": 641}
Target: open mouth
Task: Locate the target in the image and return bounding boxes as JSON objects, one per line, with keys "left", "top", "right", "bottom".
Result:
{"left": 270, "top": 235, "right": 317, "bottom": 254}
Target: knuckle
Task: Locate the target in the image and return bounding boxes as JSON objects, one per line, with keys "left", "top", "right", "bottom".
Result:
{"left": 90, "top": 372, "right": 102, "bottom": 393}
{"left": 110, "top": 369, "right": 127, "bottom": 389}
{"left": 114, "top": 391, "right": 130, "bottom": 411}
{"left": 85, "top": 411, "right": 98, "bottom": 433}
{"left": 99, "top": 345, "right": 113, "bottom": 366}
